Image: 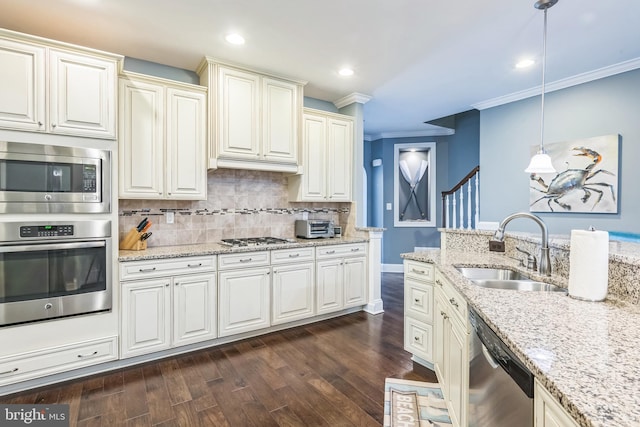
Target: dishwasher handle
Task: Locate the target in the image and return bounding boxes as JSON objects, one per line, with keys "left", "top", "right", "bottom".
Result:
{"left": 481, "top": 343, "right": 500, "bottom": 369}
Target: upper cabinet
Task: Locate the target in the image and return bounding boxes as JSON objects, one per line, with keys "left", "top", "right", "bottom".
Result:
{"left": 119, "top": 72, "right": 207, "bottom": 200}
{"left": 197, "top": 58, "right": 305, "bottom": 173}
{"left": 288, "top": 108, "right": 354, "bottom": 202}
{"left": 0, "top": 29, "right": 121, "bottom": 139}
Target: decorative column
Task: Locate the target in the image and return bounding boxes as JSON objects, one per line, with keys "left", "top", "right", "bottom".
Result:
{"left": 359, "top": 227, "right": 384, "bottom": 314}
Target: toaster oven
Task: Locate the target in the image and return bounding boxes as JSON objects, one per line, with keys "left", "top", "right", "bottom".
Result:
{"left": 295, "top": 220, "right": 335, "bottom": 239}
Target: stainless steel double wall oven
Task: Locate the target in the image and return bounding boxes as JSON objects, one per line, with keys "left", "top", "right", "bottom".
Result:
{"left": 0, "top": 141, "right": 113, "bottom": 327}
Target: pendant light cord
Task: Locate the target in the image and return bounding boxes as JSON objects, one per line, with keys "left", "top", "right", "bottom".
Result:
{"left": 540, "top": 6, "right": 548, "bottom": 153}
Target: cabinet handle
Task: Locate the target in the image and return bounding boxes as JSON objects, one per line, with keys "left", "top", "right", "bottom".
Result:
{"left": 414, "top": 298, "right": 420, "bottom": 303}
{"left": 440, "top": 310, "right": 448, "bottom": 319}
{"left": 435, "top": 279, "right": 443, "bottom": 286}
{"left": 449, "top": 298, "right": 459, "bottom": 308}
{"left": 239, "top": 258, "right": 252, "bottom": 263}
{"left": 187, "top": 263, "right": 202, "bottom": 268}
{"left": 350, "top": 248, "right": 360, "bottom": 252}
{"left": 326, "top": 250, "right": 336, "bottom": 254}
{"left": 38, "top": 121, "right": 43, "bottom": 127}
{"left": 288, "top": 253, "right": 300, "bottom": 258}
{"left": 51, "top": 123, "right": 56, "bottom": 128}
{"left": 139, "top": 267, "right": 157, "bottom": 273}
{"left": 414, "top": 337, "right": 420, "bottom": 342}
{"left": 165, "top": 283, "right": 170, "bottom": 287}
{"left": 77, "top": 351, "right": 98, "bottom": 359}
{"left": 0, "top": 368, "right": 18, "bottom": 375}
{"left": 412, "top": 268, "right": 425, "bottom": 274}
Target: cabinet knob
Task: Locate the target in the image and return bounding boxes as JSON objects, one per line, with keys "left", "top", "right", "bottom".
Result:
{"left": 414, "top": 298, "right": 420, "bottom": 303}
{"left": 440, "top": 310, "right": 448, "bottom": 319}
{"left": 51, "top": 123, "right": 56, "bottom": 128}
{"left": 414, "top": 337, "right": 420, "bottom": 342}
{"left": 165, "top": 283, "right": 170, "bottom": 287}
{"left": 38, "top": 121, "right": 43, "bottom": 127}
{"left": 435, "top": 279, "right": 443, "bottom": 287}
{"left": 449, "top": 298, "right": 459, "bottom": 308}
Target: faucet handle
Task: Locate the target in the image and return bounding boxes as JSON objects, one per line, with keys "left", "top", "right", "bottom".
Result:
{"left": 516, "top": 247, "right": 537, "bottom": 271}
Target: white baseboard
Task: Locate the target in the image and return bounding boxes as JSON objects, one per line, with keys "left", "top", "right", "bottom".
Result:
{"left": 382, "top": 264, "right": 403, "bottom": 273}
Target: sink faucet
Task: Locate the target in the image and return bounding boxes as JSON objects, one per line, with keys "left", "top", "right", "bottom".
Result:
{"left": 490, "top": 212, "right": 552, "bottom": 276}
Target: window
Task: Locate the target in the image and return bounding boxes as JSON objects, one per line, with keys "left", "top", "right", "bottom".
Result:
{"left": 394, "top": 142, "right": 436, "bottom": 227}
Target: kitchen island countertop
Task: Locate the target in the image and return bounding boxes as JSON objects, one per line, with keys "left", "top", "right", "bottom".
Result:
{"left": 119, "top": 237, "right": 368, "bottom": 262}
{"left": 402, "top": 249, "right": 640, "bottom": 427}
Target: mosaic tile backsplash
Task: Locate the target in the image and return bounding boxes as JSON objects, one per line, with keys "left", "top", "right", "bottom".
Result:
{"left": 119, "top": 169, "right": 355, "bottom": 247}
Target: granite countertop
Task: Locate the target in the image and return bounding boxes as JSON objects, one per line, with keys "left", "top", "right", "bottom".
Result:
{"left": 119, "top": 236, "right": 368, "bottom": 262}
{"left": 402, "top": 249, "right": 640, "bottom": 427}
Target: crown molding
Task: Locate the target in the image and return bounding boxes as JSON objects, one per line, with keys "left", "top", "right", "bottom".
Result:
{"left": 333, "top": 92, "right": 372, "bottom": 109}
{"left": 364, "top": 128, "right": 455, "bottom": 141}
{"left": 472, "top": 57, "right": 640, "bottom": 110}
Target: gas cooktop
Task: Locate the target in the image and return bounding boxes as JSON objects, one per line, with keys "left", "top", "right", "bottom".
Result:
{"left": 220, "top": 237, "right": 292, "bottom": 247}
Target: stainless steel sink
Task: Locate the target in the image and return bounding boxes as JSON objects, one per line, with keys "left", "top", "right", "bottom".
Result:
{"left": 455, "top": 266, "right": 567, "bottom": 294}
{"left": 456, "top": 266, "right": 531, "bottom": 281}
{"left": 471, "top": 279, "right": 567, "bottom": 293}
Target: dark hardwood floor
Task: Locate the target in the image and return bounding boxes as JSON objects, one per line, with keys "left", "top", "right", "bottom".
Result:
{"left": 1, "top": 273, "right": 437, "bottom": 426}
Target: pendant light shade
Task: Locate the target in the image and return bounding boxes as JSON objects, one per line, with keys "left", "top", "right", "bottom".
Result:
{"left": 525, "top": 0, "right": 558, "bottom": 174}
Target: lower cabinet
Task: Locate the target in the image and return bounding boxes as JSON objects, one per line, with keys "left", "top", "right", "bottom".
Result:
{"left": 272, "top": 261, "right": 315, "bottom": 325}
{"left": 0, "top": 337, "right": 118, "bottom": 386}
{"left": 433, "top": 270, "right": 470, "bottom": 427}
{"left": 535, "top": 379, "right": 580, "bottom": 427}
{"left": 316, "top": 250, "right": 367, "bottom": 315}
{"left": 218, "top": 266, "right": 271, "bottom": 337}
{"left": 403, "top": 260, "right": 435, "bottom": 364}
{"left": 120, "top": 256, "right": 217, "bottom": 358}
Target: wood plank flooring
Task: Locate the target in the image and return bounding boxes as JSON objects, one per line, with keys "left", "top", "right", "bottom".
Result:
{"left": 1, "top": 273, "right": 436, "bottom": 426}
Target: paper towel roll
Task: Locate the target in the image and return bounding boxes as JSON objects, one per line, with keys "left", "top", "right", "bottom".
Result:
{"left": 568, "top": 229, "right": 609, "bottom": 301}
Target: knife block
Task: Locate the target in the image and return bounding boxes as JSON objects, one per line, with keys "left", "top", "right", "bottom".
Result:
{"left": 119, "top": 228, "right": 147, "bottom": 251}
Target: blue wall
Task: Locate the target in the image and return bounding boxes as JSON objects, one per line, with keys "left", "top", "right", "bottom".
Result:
{"left": 123, "top": 57, "right": 200, "bottom": 84}
{"left": 365, "top": 110, "right": 480, "bottom": 264}
{"left": 480, "top": 68, "right": 640, "bottom": 235}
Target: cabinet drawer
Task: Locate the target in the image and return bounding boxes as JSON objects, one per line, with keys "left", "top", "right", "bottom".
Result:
{"left": 436, "top": 271, "right": 468, "bottom": 328}
{"left": 218, "top": 251, "right": 270, "bottom": 270}
{"left": 404, "top": 260, "right": 434, "bottom": 282}
{"left": 271, "top": 246, "right": 315, "bottom": 265}
{"left": 120, "top": 255, "right": 216, "bottom": 281}
{"left": 316, "top": 243, "right": 367, "bottom": 259}
{"left": 405, "top": 279, "right": 433, "bottom": 322}
{"left": 0, "top": 336, "right": 118, "bottom": 386}
{"left": 404, "top": 317, "right": 433, "bottom": 362}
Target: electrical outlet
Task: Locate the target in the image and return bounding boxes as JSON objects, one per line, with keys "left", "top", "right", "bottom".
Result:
{"left": 166, "top": 211, "right": 175, "bottom": 224}
{"left": 302, "top": 212, "right": 308, "bottom": 220}
{"left": 386, "top": 203, "right": 392, "bottom": 211}
{"left": 489, "top": 240, "right": 505, "bottom": 252}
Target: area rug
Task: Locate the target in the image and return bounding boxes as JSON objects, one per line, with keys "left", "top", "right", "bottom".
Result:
{"left": 383, "top": 378, "right": 452, "bottom": 427}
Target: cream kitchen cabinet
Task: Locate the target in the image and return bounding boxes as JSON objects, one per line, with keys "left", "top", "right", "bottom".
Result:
{"left": 535, "top": 379, "right": 580, "bottom": 427}
{"left": 271, "top": 247, "right": 315, "bottom": 325}
{"left": 218, "top": 251, "right": 271, "bottom": 337}
{"left": 197, "top": 58, "right": 305, "bottom": 172}
{"left": 316, "top": 244, "right": 367, "bottom": 315}
{"left": 288, "top": 108, "right": 354, "bottom": 202}
{"left": 403, "top": 260, "right": 435, "bottom": 365}
{"left": 120, "top": 256, "right": 217, "bottom": 358}
{"left": 0, "top": 29, "right": 120, "bottom": 138}
{"left": 119, "top": 71, "right": 206, "bottom": 200}
{"left": 433, "top": 270, "right": 470, "bottom": 427}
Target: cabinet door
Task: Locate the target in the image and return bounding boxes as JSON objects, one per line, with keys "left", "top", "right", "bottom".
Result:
{"left": 118, "top": 78, "right": 164, "bottom": 198}
{"left": 217, "top": 66, "right": 260, "bottom": 159}
{"left": 447, "top": 318, "right": 469, "bottom": 427}
{"left": 404, "top": 317, "right": 433, "bottom": 362}
{"left": 262, "top": 77, "right": 298, "bottom": 164}
{"left": 316, "top": 259, "right": 343, "bottom": 314}
{"left": 535, "top": 380, "right": 580, "bottom": 427}
{"left": 301, "top": 113, "right": 327, "bottom": 201}
{"left": 49, "top": 49, "right": 116, "bottom": 138}
{"left": 433, "top": 293, "right": 447, "bottom": 388}
{"left": 166, "top": 87, "right": 206, "bottom": 199}
{"left": 343, "top": 256, "right": 367, "bottom": 307}
{"left": 121, "top": 279, "right": 171, "bottom": 358}
{"left": 0, "top": 38, "right": 45, "bottom": 131}
{"left": 218, "top": 267, "right": 270, "bottom": 337}
{"left": 326, "top": 117, "right": 353, "bottom": 201}
{"left": 173, "top": 273, "right": 217, "bottom": 346}
{"left": 272, "top": 262, "right": 315, "bottom": 325}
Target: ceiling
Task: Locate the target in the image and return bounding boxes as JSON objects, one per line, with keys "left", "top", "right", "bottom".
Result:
{"left": 2, "top": 0, "right": 639, "bottom": 139}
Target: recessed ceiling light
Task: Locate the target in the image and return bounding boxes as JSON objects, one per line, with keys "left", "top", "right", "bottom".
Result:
{"left": 339, "top": 68, "right": 354, "bottom": 77}
{"left": 225, "top": 33, "right": 245, "bottom": 45}
{"left": 516, "top": 58, "right": 535, "bottom": 69}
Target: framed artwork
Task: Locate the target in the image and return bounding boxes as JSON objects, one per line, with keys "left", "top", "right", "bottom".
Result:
{"left": 529, "top": 134, "right": 619, "bottom": 213}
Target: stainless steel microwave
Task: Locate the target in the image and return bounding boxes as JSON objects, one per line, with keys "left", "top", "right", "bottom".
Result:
{"left": 0, "top": 141, "right": 110, "bottom": 213}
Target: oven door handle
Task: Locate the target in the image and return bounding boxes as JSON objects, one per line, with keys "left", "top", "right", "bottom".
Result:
{"left": 0, "top": 241, "right": 106, "bottom": 253}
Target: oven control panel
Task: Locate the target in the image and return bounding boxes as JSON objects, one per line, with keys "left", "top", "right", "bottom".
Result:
{"left": 20, "top": 225, "right": 74, "bottom": 238}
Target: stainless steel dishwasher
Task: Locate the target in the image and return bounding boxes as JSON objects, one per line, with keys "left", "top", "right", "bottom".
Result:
{"left": 468, "top": 309, "right": 534, "bottom": 427}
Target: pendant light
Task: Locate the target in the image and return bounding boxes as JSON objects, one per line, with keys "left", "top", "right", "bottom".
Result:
{"left": 525, "top": 0, "right": 558, "bottom": 174}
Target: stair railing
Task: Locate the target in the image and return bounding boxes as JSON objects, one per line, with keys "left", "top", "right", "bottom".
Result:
{"left": 441, "top": 166, "right": 479, "bottom": 229}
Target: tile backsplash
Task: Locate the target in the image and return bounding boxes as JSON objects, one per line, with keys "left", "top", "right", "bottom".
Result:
{"left": 119, "top": 169, "right": 354, "bottom": 247}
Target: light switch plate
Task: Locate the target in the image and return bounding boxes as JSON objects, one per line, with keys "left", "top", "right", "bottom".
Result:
{"left": 386, "top": 203, "right": 392, "bottom": 211}
{"left": 166, "top": 211, "right": 175, "bottom": 224}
